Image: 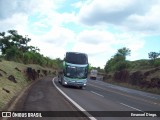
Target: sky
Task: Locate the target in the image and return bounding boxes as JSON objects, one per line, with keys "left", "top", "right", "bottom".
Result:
{"left": 0, "top": 0, "right": 160, "bottom": 68}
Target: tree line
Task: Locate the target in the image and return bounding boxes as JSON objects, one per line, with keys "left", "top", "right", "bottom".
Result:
{"left": 0, "top": 30, "right": 63, "bottom": 69}
{"left": 1, "top": 30, "right": 159, "bottom": 71}
{"left": 104, "top": 47, "right": 160, "bottom": 73}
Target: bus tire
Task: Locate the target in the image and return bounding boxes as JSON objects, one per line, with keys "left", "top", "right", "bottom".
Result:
{"left": 79, "top": 86, "right": 84, "bottom": 89}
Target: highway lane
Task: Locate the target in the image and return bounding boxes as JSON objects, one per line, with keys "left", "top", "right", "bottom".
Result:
{"left": 87, "top": 80, "right": 160, "bottom": 111}
{"left": 54, "top": 77, "right": 160, "bottom": 120}
{"left": 7, "top": 77, "right": 88, "bottom": 120}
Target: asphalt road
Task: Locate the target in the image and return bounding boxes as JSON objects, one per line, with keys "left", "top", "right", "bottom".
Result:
{"left": 7, "top": 77, "right": 88, "bottom": 120}
{"left": 4, "top": 76, "right": 159, "bottom": 120}
{"left": 54, "top": 77, "right": 160, "bottom": 120}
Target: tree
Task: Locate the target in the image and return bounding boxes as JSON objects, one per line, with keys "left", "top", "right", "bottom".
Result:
{"left": 104, "top": 58, "right": 114, "bottom": 72}
{"left": 148, "top": 52, "right": 160, "bottom": 65}
{"left": 0, "top": 32, "right": 11, "bottom": 54}
{"left": 148, "top": 52, "right": 159, "bottom": 60}
{"left": 0, "top": 30, "right": 35, "bottom": 54}
{"left": 104, "top": 47, "right": 131, "bottom": 72}
{"left": 0, "top": 32, "right": 5, "bottom": 37}
{"left": 117, "top": 47, "right": 131, "bottom": 59}
{"left": 5, "top": 46, "right": 23, "bottom": 61}
{"left": 0, "top": 30, "right": 66, "bottom": 69}
{"left": 55, "top": 58, "right": 63, "bottom": 69}
{"left": 28, "top": 46, "right": 40, "bottom": 53}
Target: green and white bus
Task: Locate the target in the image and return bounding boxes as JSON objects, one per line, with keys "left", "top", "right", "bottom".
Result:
{"left": 58, "top": 52, "right": 88, "bottom": 89}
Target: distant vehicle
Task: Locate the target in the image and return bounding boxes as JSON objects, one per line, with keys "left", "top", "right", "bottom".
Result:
{"left": 90, "top": 69, "right": 98, "bottom": 80}
{"left": 58, "top": 52, "right": 88, "bottom": 89}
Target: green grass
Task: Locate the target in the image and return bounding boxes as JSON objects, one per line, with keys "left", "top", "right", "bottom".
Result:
{"left": 129, "top": 58, "right": 160, "bottom": 70}
{"left": 0, "top": 60, "right": 56, "bottom": 110}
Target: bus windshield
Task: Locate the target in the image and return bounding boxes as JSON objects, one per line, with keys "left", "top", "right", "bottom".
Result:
{"left": 65, "top": 65, "right": 87, "bottom": 79}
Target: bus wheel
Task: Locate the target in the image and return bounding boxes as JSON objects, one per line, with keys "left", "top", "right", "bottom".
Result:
{"left": 58, "top": 79, "right": 61, "bottom": 83}
{"left": 79, "top": 86, "right": 84, "bottom": 89}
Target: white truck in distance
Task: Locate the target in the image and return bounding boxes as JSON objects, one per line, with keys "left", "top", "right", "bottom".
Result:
{"left": 90, "top": 69, "right": 98, "bottom": 80}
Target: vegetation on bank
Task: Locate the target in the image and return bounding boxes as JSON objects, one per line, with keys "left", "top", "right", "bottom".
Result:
{"left": 0, "top": 29, "right": 160, "bottom": 102}
{"left": 0, "top": 30, "right": 61, "bottom": 110}
{"left": 103, "top": 47, "right": 160, "bottom": 94}
{"left": 0, "top": 30, "right": 63, "bottom": 69}
{"left": 104, "top": 47, "right": 160, "bottom": 72}
{"left": 0, "top": 60, "right": 56, "bottom": 110}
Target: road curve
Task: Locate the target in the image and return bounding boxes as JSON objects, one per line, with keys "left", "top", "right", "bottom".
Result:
{"left": 7, "top": 76, "right": 88, "bottom": 120}
{"left": 53, "top": 77, "right": 160, "bottom": 120}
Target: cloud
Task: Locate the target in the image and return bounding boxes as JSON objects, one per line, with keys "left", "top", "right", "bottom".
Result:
{"left": 78, "top": 0, "right": 160, "bottom": 33}
{"left": 71, "top": 29, "right": 145, "bottom": 67}
{"left": 29, "top": 40, "right": 66, "bottom": 59}
{"left": 28, "top": 26, "right": 76, "bottom": 59}
{"left": 125, "top": 3, "right": 160, "bottom": 33}
{"left": 40, "top": 27, "right": 76, "bottom": 45}
{"left": 72, "top": 30, "right": 116, "bottom": 55}
{"left": 0, "top": 0, "right": 77, "bottom": 58}
{"left": 0, "top": 13, "right": 28, "bottom": 35}
{"left": 0, "top": 0, "right": 150, "bottom": 68}
{"left": 0, "top": 0, "right": 28, "bottom": 19}
{"left": 78, "top": 0, "right": 135, "bottom": 24}
{"left": 0, "top": 0, "right": 68, "bottom": 34}
{"left": 71, "top": 1, "right": 84, "bottom": 8}
{"left": 77, "top": 30, "right": 116, "bottom": 45}
{"left": 115, "top": 33, "right": 145, "bottom": 60}
{"left": 0, "top": 0, "right": 64, "bottom": 20}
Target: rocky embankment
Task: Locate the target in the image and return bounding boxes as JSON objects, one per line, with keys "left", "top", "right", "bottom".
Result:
{"left": 104, "top": 67, "right": 160, "bottom": 89}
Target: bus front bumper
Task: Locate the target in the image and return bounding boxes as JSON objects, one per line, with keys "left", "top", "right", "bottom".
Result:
{"left": 63, "top": 77, "right": 87, "bottom": 87}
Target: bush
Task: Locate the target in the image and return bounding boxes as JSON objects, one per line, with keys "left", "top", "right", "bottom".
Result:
{"left": 154, "top": 60, "right": 160, "bottom": 67}
{"left": 105, "top": 59, "right": 130, "bottom": 72}
{"left": 23, "top": 52, "right": 32, "bottom": 64}
{"left": 5, "top": 46, "right": 23, "bottom": 61}
{"left": 115, "top": 61, "right": 130, "bottom": 71}
{"left": 23, "top": 51, "right": 46, "bottom": 66}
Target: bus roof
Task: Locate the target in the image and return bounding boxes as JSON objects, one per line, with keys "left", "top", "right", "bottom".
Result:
{"left": 65, "top": 52, "right": 88, "bottom": 64}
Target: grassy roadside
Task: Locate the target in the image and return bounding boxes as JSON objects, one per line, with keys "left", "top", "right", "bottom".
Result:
{"left": 0, "top": 60, "right": 56, "bottom": 110}
{"left": 101, "top": 63, "right": 160, "bottom": 95}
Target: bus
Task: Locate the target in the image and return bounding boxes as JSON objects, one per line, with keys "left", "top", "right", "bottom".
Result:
{"left": 58, "top": 52, "right": 88, "bottom": 89}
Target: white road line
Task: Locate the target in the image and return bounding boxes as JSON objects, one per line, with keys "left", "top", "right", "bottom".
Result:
{"left": 52, "top": 77, "right": 97, "bottom": 120}
{"left": 88, "top": 83, "right": 106, "bottom": 90}
{"left": 89, "top": 81, "right": 159, "bottom": 100}
{"left": 140, "top": 94, "right": 158, "bottom": 100}
{"left": 91, "top": 91, "right": 104, "bottom": 97}
{"left": 120, "top": 103, "right": 143, "bottom": 112}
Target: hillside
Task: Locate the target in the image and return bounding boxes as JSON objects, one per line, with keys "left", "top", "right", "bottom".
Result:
{"left": 1, "top": 58, "right": 160, "bottom": 110}
{"left": 103, "top": 59, "right": 160, "bottom": 94}
{"left": 128, "top": 59, "right": 160, "bottom": 70}
{"left": 0, "top": 60, "right": 56, "bottom": 110}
